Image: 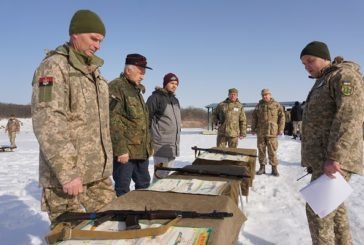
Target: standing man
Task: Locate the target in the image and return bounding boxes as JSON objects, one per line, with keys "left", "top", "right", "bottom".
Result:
{"left": 251, "top": 89, "right": 285, "bottom": 176}
{"left": 212, "top": 88, "right": 247, "bottom": 148}
{"left": 109, "top": 53, "right": 153, "bottom": 196}
{"left": 31, "top": 10, "right": 115, "bottom": 226}
{"left": 290, "top": 101, "right": 303, "bottom": 140}
{"left": 300, "top": 41, "right": 364, "bottom": 244}
{"left": 5, "top": 114, "right": 22, "bottom": 148}
{"left": 146, "top": 73, "right": 182, "bottom": 181}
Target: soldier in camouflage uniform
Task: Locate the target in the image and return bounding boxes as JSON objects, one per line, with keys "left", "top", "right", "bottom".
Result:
{"left": 300, "top": 41, "right": 364, "bottom": 245}
{"left": 31, "top": 10, "right": 115, "bottom": 226}
{"left": 109, "top": 54, "right": 153, "bottom": 196}
{"left": 212, "top": 88, "right": 247, "bottom": 148}
{"left": 5, "top": 114, "right": 22, "bottom": 148}
{"left": 251, "top": 89, "right": 285, "bottom": 176}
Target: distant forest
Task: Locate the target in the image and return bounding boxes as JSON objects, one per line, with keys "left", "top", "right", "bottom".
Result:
{"left": 0, "top": 103, "right": 210, "bottom": 128}
{"left": 0, "top": 103, "right": 31, "bottom": 118}
{"left": 0, "top": 103, "right": 254, "bottom": 129}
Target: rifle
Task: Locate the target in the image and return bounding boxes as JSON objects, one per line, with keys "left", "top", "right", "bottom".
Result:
{"left": 191, "top": 146, "right": 257, "bottom": 158}
{"left": 154, "top": 164, "right": 250, "bottom": 179}
{"left": 47, "top": 209, "right": 232, "bottom": 243}
{"left": 296, "top": 167, "right": 313, "bottom": 181}
{"left": 55, "top": 208, "right": 233, "bottom": 229}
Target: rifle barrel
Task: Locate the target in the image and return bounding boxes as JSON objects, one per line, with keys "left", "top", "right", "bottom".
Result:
{"left": 55, "top": 209, "right": 233, "bottom": 224}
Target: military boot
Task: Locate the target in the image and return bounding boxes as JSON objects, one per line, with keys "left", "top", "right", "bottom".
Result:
{"left": 256, "top": 165, "right": 265, "bottom": 175}
{"left": 272, "top": 166, "right": 279, "bottom": 176}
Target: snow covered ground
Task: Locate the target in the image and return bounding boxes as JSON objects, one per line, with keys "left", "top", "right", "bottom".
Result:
{"left": 0, "top": 118, "right": 363, "bottom": 245}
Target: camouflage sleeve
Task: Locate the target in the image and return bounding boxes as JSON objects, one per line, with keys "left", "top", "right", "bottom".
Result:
{"left": 109, "top": 83, "right": 128, "bottom": 156}
{"left": 277, "top": 104, "right": 285, "bottom": 133}
{"left": 212, "top": 104, "right": 221, "bottom": 125}
{"left": 326, "top": 71, "right": 364, "bottom": 165}
{"left": 239, "top": 105, "right": 247, "bottom": 137}
{"left": 15, "top": 120, "right": 20, "bottom": 132}
{"left": 251, "top": 106, "right": 258, "bottom": 132}
{"left": 31, "top": 58, "right": 80, "bottom": 185}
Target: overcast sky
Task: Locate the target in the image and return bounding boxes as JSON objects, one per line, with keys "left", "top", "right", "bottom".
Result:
{"left": 1, "top": 0, "right": 364, "bottom": 108}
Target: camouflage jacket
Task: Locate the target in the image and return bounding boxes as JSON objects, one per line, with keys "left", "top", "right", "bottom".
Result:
{"left": 109, "top": 74, "right": 152, "bottom": 159}
{"left": 301, "top": 57, "right": 364, "bottom": 175}
{"left": 251, "top": 98, "right": 285, "bottom": 137}
{"left": 31, "top": 43, "right": 113, "bottom": 187}
{"left": 6, "top": 119, "right": 21, "bottom": 132}
{"left": 212, "top": 98, "right": 247, "bottom": 137}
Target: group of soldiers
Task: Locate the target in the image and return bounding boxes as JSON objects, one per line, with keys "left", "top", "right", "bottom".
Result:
{"left": 30, "top": 9, "right": 364, "bottom": 245}
{"left": 212, "top": 88, "right": 285, "bottom": 176}
{"left": 31, "top": 9, "right": 182, "bottom": 226}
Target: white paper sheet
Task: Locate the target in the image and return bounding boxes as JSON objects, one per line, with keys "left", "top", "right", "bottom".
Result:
{"left": 147, "top": 178, "right": 227, "bottom": 195}
{"left": 300, "top": 172, "right": 353, "bottom": 218}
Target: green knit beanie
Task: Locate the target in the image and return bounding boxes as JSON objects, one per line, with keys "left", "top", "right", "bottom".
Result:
{"left": 300, "top": 41, "right": 331, "bottom": 60}
{"left": 69, "top": 10, "right": 106, "bottom": 36}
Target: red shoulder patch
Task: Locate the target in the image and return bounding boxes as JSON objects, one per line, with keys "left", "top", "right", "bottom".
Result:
{"left": 39, "top": 76, "right": 54, "bottom": 86}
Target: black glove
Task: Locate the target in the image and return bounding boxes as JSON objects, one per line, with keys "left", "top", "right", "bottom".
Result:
{"left": 306, "top": 166, "right": 313, "bottom": 174}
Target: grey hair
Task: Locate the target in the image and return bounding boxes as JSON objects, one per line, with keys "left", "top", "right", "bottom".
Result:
{"left": 124, "top": 64, "right": 137, "bottom": 73}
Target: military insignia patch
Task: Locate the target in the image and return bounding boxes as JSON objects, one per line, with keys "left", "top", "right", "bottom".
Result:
{"left": 38, "top": 76, "right": 54, "bottom": 102}
{"left": 341, "top": 80, "right": 353, "bottom": 96}
{"left": 39, "top": 76, "right": 54, "bottom": 86}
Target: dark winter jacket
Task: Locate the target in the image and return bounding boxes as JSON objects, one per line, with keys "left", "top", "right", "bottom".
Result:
{"left": 146, "top": 87, "right": 182, "bottom": 158}
{"left": 290, "top": 104, "right": 303, "bottom": 121}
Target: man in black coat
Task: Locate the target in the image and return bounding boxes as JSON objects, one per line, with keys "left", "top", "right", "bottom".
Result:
{"left": 290, "top": 101, "right": 303, "bottom": 139}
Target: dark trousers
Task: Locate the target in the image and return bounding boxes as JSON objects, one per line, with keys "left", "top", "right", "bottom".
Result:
{"left": 113, "top": 159, "right": 151, "bottom": 196}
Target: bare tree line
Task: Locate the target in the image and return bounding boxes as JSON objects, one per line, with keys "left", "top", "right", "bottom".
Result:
{"left": 0, "top": 103, "right": 253, "bottom": 129}
{"left": 0, "top": 103, "right": 209, "bottom": 123}
{"left": 0, "top": 103, "right": 31, "bottom": 119}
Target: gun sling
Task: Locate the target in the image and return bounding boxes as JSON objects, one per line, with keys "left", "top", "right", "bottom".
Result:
{"left": 46, "top": 216, "right": 182, "bottom": 244}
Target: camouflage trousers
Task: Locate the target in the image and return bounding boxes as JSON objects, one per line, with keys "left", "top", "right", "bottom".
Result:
{"left": 257, "top": 136, "right": 278, "bottom": 166}
{"left": 292, "top": 121, "right": 302, "bottom": 136}
{"left": 306, "top": 171, "right": 352, "bottom": 245}
{"left": 216, "top": 134, "right": 239, "bottom": 148}
{"left": 41, "top": 177, "right": 116, "bottom": 226}
{"left": 8, "top": 131, "right": 17, "bottom": 147}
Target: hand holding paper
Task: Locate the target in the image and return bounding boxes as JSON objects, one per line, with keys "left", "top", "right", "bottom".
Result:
{"left": 300, "top": 172, "right": 352, "bottom": 218}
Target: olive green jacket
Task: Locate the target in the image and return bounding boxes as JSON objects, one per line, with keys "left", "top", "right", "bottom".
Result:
{"left": 109, "top": 74, "right": 152, "bottom": 159}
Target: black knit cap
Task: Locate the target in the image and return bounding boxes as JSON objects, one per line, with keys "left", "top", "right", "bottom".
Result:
{"left": 125, "top": 53, "right": 152, "bottom": 70}
{"left": 69, "top": 10, "right": 106, "bottom": 36}
{"left": 163, "top": 73, "right": 179, "bottom": 87}
{"left": 300, "top": 41, "right": 331, "bottom": 61}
